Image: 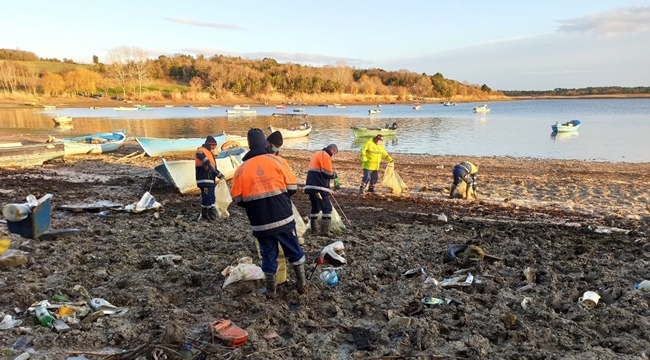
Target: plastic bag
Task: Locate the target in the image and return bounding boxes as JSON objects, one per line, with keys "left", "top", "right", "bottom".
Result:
{"left": 221, "top": 257, "right": 264, "bottom": 288}
{"left": 216, "top": 179, "right": 232, "bottom": 218}
{"left": 381, "top": 163, "right": 408, "bottom": 194}
{"left": 292, "top": 202, "right": 307, "bottom": 244}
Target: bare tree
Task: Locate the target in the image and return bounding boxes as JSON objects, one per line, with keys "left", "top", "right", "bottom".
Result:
{"left": 106, "top": 46, "right": 132, "bottom": 97}
{"left": 23, "top": 66, "right": 40, "bottom": 95}
{"left": 0, "top": 61, "right": 19, "bottom": 93}
{"left": 131, "top": 47, "right": 150, "bottom": 98}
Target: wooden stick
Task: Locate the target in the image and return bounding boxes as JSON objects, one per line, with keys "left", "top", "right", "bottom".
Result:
{"left": 117, "top": 151, "right": 138, "bottom": 161}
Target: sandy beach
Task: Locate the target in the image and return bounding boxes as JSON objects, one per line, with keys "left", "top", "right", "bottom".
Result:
{"left": 1, "top": 137, "right": 650, "bottom": 359}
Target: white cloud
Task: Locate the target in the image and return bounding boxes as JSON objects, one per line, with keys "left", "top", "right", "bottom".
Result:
{"left": 165, "top": 17, "right": 245, "bottom": 30}
{"left": 557, "top": 5, "right": 650, "bottom": 35}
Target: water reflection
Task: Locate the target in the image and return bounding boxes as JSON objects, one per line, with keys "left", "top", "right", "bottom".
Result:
{"left": 550, "top": 131, "right": 579, "bottom": 142}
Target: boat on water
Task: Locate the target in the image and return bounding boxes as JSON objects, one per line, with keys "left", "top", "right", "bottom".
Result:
{"left": 413, "top": 104, "right": 421, "bottom": 110}
{"left": 196, "top": 106, "right": 209, "bottom": 110}
{"left": 352, "top": 123, "right": 398, "bottom": 138}
{"left": 293, "top": 108, "right": 305, "bottom": 113}
{"left": 226, "top": 109, "right": 257, "bottom": 116}
{"left": 275, "top": 104, "right": 286, "bottom": 109}
{"left": 135, "top": 133, "right": 227, "bottom": 157}
{"left": 155, "top": 147, "right": 246, "bottom": 194}
{"left": 43, "top": 105, "right": 56, "bottom": 110}
{"left": 368, "top": 109, "right": 381, "bottom": 115}
{"left": 52, "top": 115, "right": 73, "bottom": 125}
{"left": 443, "top": 101, "right": 457, "bottom": 106}
{"left": 233, "top": 104, "right": 250, "bottom": 110}
{"left": 268, "top": 123, "right": 312, "bottom": 139}
{"left": 0, "top": 142, "right": 65, "bottom": 168}
{"left": 50, "top": 130, "right": 127, "bottom": 156}
{"left": 552, "top": 119, "right": 581, "bottom": 132}
{"left": 473, "top": 104, "right": 490, "bottom": 113}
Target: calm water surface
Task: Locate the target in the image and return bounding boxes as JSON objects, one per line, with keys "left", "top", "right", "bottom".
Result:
{"left": 1, "top": 99, "right": 649, "bottom": 162}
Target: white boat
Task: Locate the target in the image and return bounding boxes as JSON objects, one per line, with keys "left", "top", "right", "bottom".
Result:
{"left": 226, "top": 109, "right": 257, "bottom": 116}
{"left": 552, "top": 119, "right": 581, "bottom": 133}
{"left": 114, "top": 106, "right": 138, "bottom": 111}
{"left": 413, "top": 104, "right": 421, "bottom": 110}
{"left": 52, "top": 115, "right": 73, "bottom": 125}
{"left": 369, "top": 109, "right": 381, "bottom": 115}
{"left": 268, "top": 123, "right": 312, "bottom": 139}
{"left": 43, "top": 105, "right": 56, "bottom": 110}
{"left": 154, "top": 148, "right": 246, "bottom": 194}
{"left": 233, "top": 104, "right": 250, "bottom": 110}
{"left": 473, "top": 104, "right": 490, "bottom": 113}
{"left": 197, "top": 106, "right": 209, "bottom": 110}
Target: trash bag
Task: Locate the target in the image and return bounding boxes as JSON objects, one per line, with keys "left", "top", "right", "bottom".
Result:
{"left": 216, "top": 179, "right": 232, "bottom": 218}
{"left": 381, "top": 163, "right": 408, "bottom": 194}
{"left": 314, "top": 208, "right": 346, "bottom": 234}
{"left": 452, "top": 182, "right": 475, "bottom": 199}
{"left": 221, "top": 257, "right": 264, "bottom": 289}
{"left": 292, "top": 202, "right": 307, "bottom": 244}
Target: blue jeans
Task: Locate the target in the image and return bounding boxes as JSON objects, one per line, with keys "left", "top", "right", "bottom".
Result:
{"left": 257, "top": 227, "right": 306, "bottom": 273}
{"left": 199, "top": 186, "right": 215, "bottom": 208}
{"left": 361, "top": 169, "right": 379, "bottom": 190}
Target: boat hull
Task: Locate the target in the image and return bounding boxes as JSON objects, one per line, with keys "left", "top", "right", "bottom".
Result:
{"left": 352, "top": 127, "right": 397, "bottom": 138}
{"left": 60, "top": 131, "right": 126, "bottom": 156}
{"left": 0, "top": 143, "right": 65, "bottom": 168}
{"left": 552, "top": 120, "right": 581, "bottom": 132}
{"left": 135, "top": 134, "right": 226, "bottom": 157}
{"left": 268, "top": 125, "right": 312, "bottom": 139}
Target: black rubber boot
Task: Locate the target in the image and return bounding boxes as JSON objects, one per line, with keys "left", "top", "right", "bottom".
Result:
{"left": 258, "top": 273, "right": 276, "bottom": 298}
{"left": 207, "top": 207, "right": 218, "bottom": 221}
{"left": 321, "top": 219, "right": 332, "bottom": 237}
{"left": 309, "top": 216, "right": 319, "bottom": 235}
{"left": 293, "top": 264, "right": 306, "bottom": 295}
{"left": 358, "top": 185, "right": 365, "bottom": 195}
{"left": 200, "top": 207, "right": 208, "bottom": 221}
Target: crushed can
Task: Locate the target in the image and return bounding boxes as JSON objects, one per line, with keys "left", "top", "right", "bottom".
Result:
{"left": 210, "top": 319, "right": 248, "bottom": 348}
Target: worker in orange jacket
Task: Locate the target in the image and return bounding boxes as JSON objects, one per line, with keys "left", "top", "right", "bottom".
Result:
{"left": 195, "top": 136, "right": 224, "bottom": 221}
{"left": 304, "top": 144, "right": 339, "bottom": 236}
{"left": 231, "top": 129, "right": 306, "bottom": 297}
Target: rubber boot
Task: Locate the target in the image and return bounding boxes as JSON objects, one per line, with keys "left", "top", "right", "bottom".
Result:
{"left": 321, "top": 219, "right": 332, "bottom": 237}
{"left": 310, "top": 216, "right": 319, "bottom": 235}
{"left": 200, "top": 207, "right": 208, "bottom": 221}
{"left": 368, "top": 186, "right": 375, "bottom": 193}
{"left": 358, "top": 185, "right": 365, "bottom": 195}
{"left": 207, "top": 207, "right": 218, "bottom": 221}
{"left": 293, "top": 264, "right": 306, "bottom": 295}
{"left": 258, "top": 273, "right": 276, "bottom": 298}
{"left": 449, "top": 185, "right": 458, "bottom": 199}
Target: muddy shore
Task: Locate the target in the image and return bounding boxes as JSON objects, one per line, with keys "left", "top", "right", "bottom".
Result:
{"left": 1, "top": 138, "right": 649, "bottom": 359}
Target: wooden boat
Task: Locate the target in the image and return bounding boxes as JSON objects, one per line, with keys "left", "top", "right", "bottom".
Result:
{"left": 352, "top": 123, "right": 398, "bottom": 138}
{"left": 52, "top": 115, "right": 72, "bottom": 125}
{"left": 552, "top": 119, "right": 581, "bottom": 132}
{"left": 473, "top": 104, "right": 490, "bottom": 113}
{"left": 154, "top": 147, "right": 246, "bottom": 194}
{"left": 0, "top": 142, "right": 65, "bottom": 168}
{"left": 368, "top": 109, "right": 381, "bottom": 115}
{"left": 268, "top": 123, "right": 312, "bottom": 139}
{"left": 52, "top": 130, "right": 127, "bottom": 156}
{"left": 135, "top": 133, "right": 227, "bottom": 157}
{"left": 223, "top": 135, "right": 248, "bottom": 149}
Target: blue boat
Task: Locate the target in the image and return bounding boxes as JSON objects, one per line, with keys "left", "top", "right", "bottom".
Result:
{"left": 54, "top": 130, "right": 126, "bottom": 156}
{"left": 135, "top": 133, "right": 227, "bottom": 157}
{"left": 552, "top": 119, "right": 581, "bottom": 133}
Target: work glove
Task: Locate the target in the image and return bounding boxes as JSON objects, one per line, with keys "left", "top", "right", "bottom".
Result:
{"left": 218, "top": 174, "right": 225, "bottom": 180}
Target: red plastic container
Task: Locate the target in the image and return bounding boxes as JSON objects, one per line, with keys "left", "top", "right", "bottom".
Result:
{"left": 210, "top": 319, "right": 248, "bottom": 348}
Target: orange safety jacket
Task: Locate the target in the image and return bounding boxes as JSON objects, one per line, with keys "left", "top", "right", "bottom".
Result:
{"left": 230, "top": 151, "right": 298, "bottom": 237}
{"left": 304, "top": 148, "right": 336, "bottom": 193}
{"left": 195, "top": 146, "right": 221, "bottom": 186}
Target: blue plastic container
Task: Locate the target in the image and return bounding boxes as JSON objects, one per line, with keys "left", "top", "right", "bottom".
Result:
{"left": 7, "top": 195, "right": 52, "bottom": 239}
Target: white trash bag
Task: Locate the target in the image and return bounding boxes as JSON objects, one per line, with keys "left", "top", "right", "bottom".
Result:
{"left": 215, "top": 179, "right": 232, "bottom": 218}
{"left": 221, "top": 257, "right": 264, "bottom": 289}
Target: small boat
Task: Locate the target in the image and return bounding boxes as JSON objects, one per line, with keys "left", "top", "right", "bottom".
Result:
{"left": 268, "top": 123, "right": 312, "bottom": 139}
{"left": 552, "top": 119, "right": 581, "bottom": 132}
{"left": 43, "top": 105, "right": 56, "bottom": 110}
{"left": 136, "top": 105, "right": 153, "bottom": 111}
{"left": 155, "top": 147, "right": 246, "bottom": 194}
{"left": 0, "top": 142, "right": 65, "bottom": 168}
{"left": 275, "top": 104, "right": 286, "bottom": 109}
{"left": 164, "top": 105, "right": 174, "bottom": 108}
{"left": 52, "top": 115, "right": 73, "bottom": 125}
{"left": 197, "top": 106, "right": 209, "bottom": 110}
{"left": 135, "top": 134, "right": 227, "bottom": 157}
{"left": 293, "top": 108, "right": 305, "bottom": 113}
{"left": 223, "top": 135, "right": 249, "bottom": 148}
{"left": 368, "top": 109, "right": 381, "bottom": 115}
{"left": 233, "top": 104, "right": 250, "bottom": 110}
{"left": 352, "top": 123, "right": 398, "bottom": 138}
{"left": 413, "top": 104, "right": 421, "bottom": 110}
{"left": 443, "top": 101, "right": 457, "bottom": 106}
{"left": 473, "top": 104, "right": 490, "bottom": 113}
{"left": 114, "top": 106, "right": 138, "bottom": 111}
{"left": 272, "top": 112, "right": 307, "bottom": 117}
{"left": 226, "top": 109, "right": 256, "bottom": 116}
{"left": 52, "top": 130, "right": 127, "bottom": 156}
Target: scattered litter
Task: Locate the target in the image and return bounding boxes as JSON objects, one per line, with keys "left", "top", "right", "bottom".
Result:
{"left": 319, "top": 269, "right": 339, "bottom": 286}
{"left": 221, "top": 257, "right": 264, "bottom": 288}
{"left": 155, "top": 254, "right": 182, "bottom": 264}
{"left": 578, "top": 291, "right": 600, "bottom": 308}
{"left": 402, "top": 266, "right": 425, "bottom": 278}
{"left": 437, "top": 213, "right": 448, "bottom": 222}
{"left": 12, "top": 352, "right": 30, "bottom": 360}
{"left": 308, "top": 241, "right": 346, "bottom": 280}
{"left": 58, "top": 200, "right": 123, "bottom": 213}
{"left": 124, "top": 192, "right": 162, "bottom": 213}
{"left": 0, "top": 314, "right": 23, "bottom": 329}
{"left": 89, "top": 298, "right": 122, "bottom": 315}
{"left": 263, "top": 331, "right": 279, "bottom": 340}
{"left": 421, "top": 297, "right": 446, "bottom": 306}
{"left": 443, "top": 244, "right": 469, "bottom": 263}
{"left": 0, "top": 249, "right": 28, "bottom": 269}
{"left": 53, "top": 319, "right": 70, "bottom": 333}
{"left": 517, "top": 284, "right": 534, "bottom": 292}
{"left": 635, "top": 280, "right": 650, "bottom": 291}
{"left": 424, "top": 277, "right": 439, "bottom": 285}
{"left": 210, "top": 319, "right": 248, "bottom": 348}
{"left": 521, "top": 297, "right": 533, "bottom": 310}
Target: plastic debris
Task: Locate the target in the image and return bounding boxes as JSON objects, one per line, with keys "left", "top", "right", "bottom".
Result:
{"left": 124, "top": 192, "right": 162, "bottom": 213}
{"left": 0, "top": 314, "right": 23, "bottom": 330}
{"left": 221, "top": 257, "right": 264, "bottom": 289}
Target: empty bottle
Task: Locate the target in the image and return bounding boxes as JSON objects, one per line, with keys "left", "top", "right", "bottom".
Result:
{"left": 34, "top": 306, "right": 54, "bottom": 327}
{"left": 320, "top": 269, "right": 339, "bottom": 286}
{"left": 333, "top": 177, "right": 341, "bottom": 190}
{"left": 2, "top": 204, "right": 31, "bottom": 222}
{"left": 634, "top": 280, "right": 650, "bottom": 291}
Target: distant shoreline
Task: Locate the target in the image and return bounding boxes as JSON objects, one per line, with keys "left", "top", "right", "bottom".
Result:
{"left": 509, "top": 93, "right": 650, "bottom": 100}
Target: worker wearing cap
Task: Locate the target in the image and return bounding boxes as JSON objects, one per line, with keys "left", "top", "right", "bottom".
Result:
{"left": 359, "top": 134, "right": 393, "bottom": 194}
{"left": 266, "top": 130, "right": 283, "bottom": 155}
{"left": 195, "top": 135, "right": 225, "bottom": 221}
{"left": 450, "top": 161, "right": 479, "bottom": 199}
{"left": 304, "top": 144, "right": 339, "bottom": 236}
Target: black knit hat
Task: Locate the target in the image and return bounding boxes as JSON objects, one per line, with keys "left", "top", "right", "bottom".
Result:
{"left": 247, "top": 128, "right": 267, "bottom": 149}
{"left": 205, "top": 135, "right": 218, "bottom": 145}
{"left": 267, "top": 131, "right": 283, "bottom": 148}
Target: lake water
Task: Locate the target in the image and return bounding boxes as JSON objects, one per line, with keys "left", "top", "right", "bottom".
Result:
{"left": 2, "top": 98, "right": 650, "bottom": 162}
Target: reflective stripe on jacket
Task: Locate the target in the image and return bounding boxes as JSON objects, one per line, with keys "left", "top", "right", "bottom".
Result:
{"left": 360, "top": 139, "right": 393, "bottom": 171}
{"left": 456, "top": 161, "right": 478, "bottom": 176}
{"left": 304, "top": 149, "right": 335, "bottom": 193}
{"left": 230, "top": 153, "right": 298, "bottom": 237}
{"left": 195, "top": 146, "right": 217, "bottom": 186}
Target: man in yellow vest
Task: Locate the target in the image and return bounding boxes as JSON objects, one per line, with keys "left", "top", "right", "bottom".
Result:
{"left": 359, "top": 134, "right": 393, "bottom": 194}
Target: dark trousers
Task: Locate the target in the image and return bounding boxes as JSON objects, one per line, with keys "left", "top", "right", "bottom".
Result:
{"left": 257, "top": 227, "right": 306, "bottom": 273}
{"left": 199, "top": 185, "right": 215, "bottom": 208}
{"left": 361, "top": 169, "right": 379, "bottom": 190}
{"left": 308, "top": 192, "right": 332, "bottom": 219}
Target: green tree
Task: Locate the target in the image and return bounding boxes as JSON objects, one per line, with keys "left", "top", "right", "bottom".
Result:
{"left": 481, "top": 84, "right": 491, "bottom": 93}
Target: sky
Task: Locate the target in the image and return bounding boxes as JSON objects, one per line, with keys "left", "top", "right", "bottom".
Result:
{"left": 1, "top": 0, "right": 649, "bottom": 91}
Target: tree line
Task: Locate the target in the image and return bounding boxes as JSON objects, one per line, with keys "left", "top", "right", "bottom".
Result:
{"left": 503, "top": 87, "right": 650, "bottom": 97}
{"left": 1, "top": 47, "right": 497, "bottom": 100}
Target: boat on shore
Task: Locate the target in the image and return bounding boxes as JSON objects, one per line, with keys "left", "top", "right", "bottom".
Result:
{"left": 473, "top": 104, "right": 490, "bottom": 113}
{"left": 50, "top": 130, "right": 127, "bottom": 156}
{"left": 268, "top": 123, "right": 312, "bottom": 139}
{"left": 0, "top": 142, "right": 65, "bottom": 168}
{"left": 552, "top": 119, "right": 581, "bottom": 132}
{"left": 155, "top": 147, "right": 246, "bottom": 194}
{"left": 135, "top": 134, "right": 227, "bottom": 157}
{"left": 352, "top": 123, "right": 398, "bottom": 138}
{"left": 52, "top": 115, "right": 72, "bottom": 125}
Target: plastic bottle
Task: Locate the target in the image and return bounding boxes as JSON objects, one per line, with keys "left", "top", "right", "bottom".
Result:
{"left": 634, "top": 280, "right": 650, "bottom": 291}
{"left": 34, "top": 306, "right": 54, "bottom": 327}
{"left": 333, "top": 177, "right": 340, "bottom": 190}
{"left": 2, "top": 204, "right": 31, "bottom": 222}
{"left": 320, "top": 269, "right": 339, "bottom": 286}
{"left": 26, "top": 195, "right": 38, "bottom": 208}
